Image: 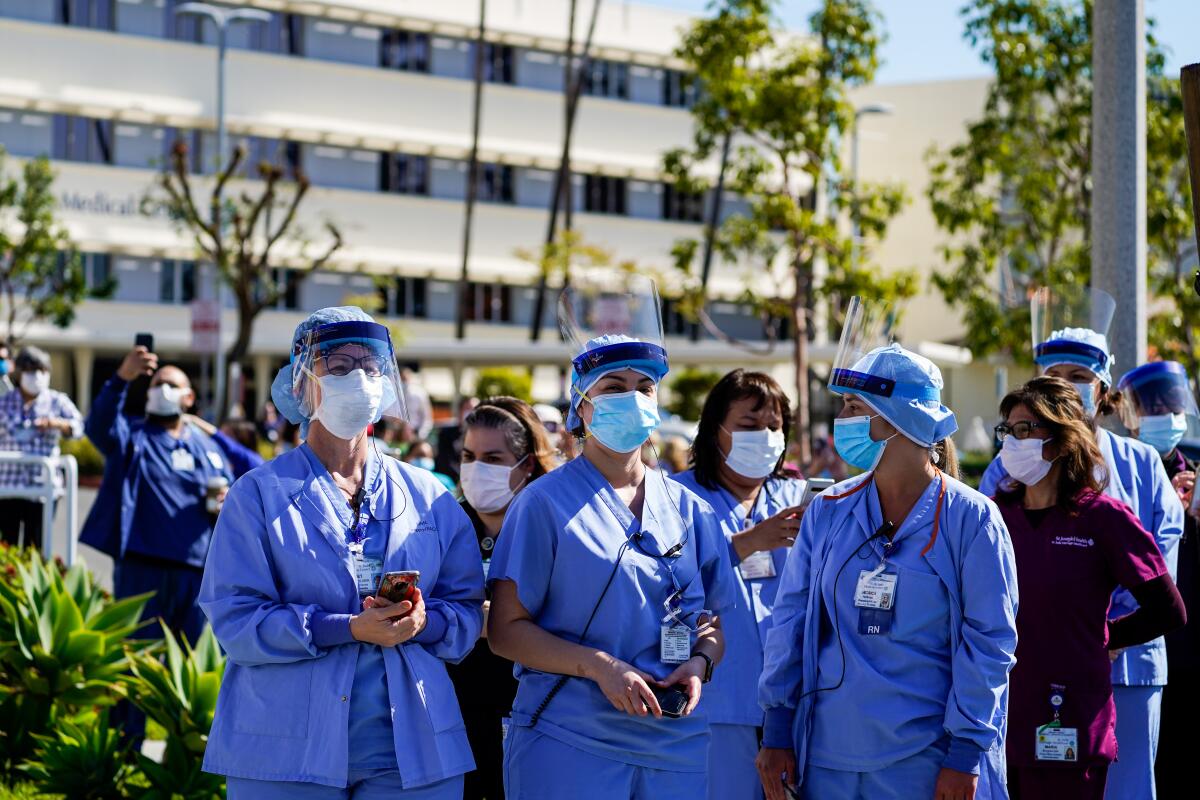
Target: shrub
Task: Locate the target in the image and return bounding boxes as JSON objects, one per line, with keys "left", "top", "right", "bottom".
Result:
{"left": 475, "top": 367, "right": 533, "bottom": 403}
{"left": 59, "top": 436, "right": 104, "bottom": 477}
{"left": 665, "top": 368, "right": 723, "bottom": 421}
{"left": 19, "top": 712, "right": 134, "bottom": 800}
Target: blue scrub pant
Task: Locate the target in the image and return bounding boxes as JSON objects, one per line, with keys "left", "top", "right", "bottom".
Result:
{"left": 1105, "top": 685, "right": 1162, "bottom": 800}
{"left": 226, "top": 772, "right": 464, "bottom": 799}
{"left": 503, "top": 726, "right": 706, "bottom": 800}
{"left": 707, "top": 723, "right": 762, "bottom": 800}
{"left": 800, "top": 743, "right": 945, "bottom": 800}
{"left": 114, "top": 553, "right": 207, "bottom": 643}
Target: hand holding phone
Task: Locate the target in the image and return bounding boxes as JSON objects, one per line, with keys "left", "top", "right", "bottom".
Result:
{"left": 650, "top": 685, "right": 689, "bottom": 719}
{"left": 376, "top": 570, "right": 420, "bottom": 605}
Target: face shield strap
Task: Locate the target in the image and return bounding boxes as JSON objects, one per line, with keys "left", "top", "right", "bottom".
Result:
{"left": 831, "top": 369, "right": 941, "bottom": 403}
{"left": 305, "top": 320, "right": 394, "bottom": 356}
{"left": 1034, "top": 340, "right": 1109, "bottom": 369}
{"left": 571, "top": 342, "right": 669, "bottom": 381}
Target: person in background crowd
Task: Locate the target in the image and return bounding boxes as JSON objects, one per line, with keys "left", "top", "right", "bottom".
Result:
{"left": 200, "top": 306, "right": 484, "bottom": 798}
{"left": 757, "top": 336, "right": 1017, "bottom": 800}
{"left": 449, "top": 396, "right": 557, "bottom": 800}
{"left": 977, "top": 298, "right": 1183, "bottom": 800}
{"left": 401, "top": 367, "right": 435, "bottom": 440}
{"left": 0, "top": 340, "right": 13, "bottom": 396}
{"left": 183, "top": 415, "right": 265, "bottom": 477}
{"left": 79, "top": 346, "right": 237, "bottom": 644}
{"left": 488, "top": 279, "right": 736, "bottom": 799}
{"left": 405, "top": 440, "right": 456, "bottom": 492}
{"left": 994, "top": 377, "right": 1185, "bottom": 799}
{"left": 435, "top": 397, "right": 480, "bottom": 481}
{"left": 801, "top": 434, "right": 848, "bottom": 482}
{"left": 259, "top": 400, "right": 283, "bottom": 447}
{"left": 1115, "top": 362, "right": 1200, "bottom": 797}
{"left": 0, "top": 346, "right": 83, "bottom": 548}
{"left": 672, "top": 369, "right": 807, "bottom": 800}
{"left": 532, "top": 403, "right": 566, "bottom": 466}
{"left": 278, "top": 419, "right": 302, "bottom": 454}
{"left": 371, "top": 418, "right": 401, "bottom": 456}
{"left": 659, "top": 435, "right": 690, "bottom": 476}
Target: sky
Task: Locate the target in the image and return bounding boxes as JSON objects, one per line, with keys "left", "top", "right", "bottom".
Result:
{"left": 638, "top": 0, "right": 1200, "bottom": 85}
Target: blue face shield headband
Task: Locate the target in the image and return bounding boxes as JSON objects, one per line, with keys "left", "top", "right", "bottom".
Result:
{"left": 571, "top": 341, "right": 669, "bottom": 384}
{"left": 830, "top": 369, "right": 942, "bottom": 403}
{"left": 1034, "top": 340, "right": 1111, "bottom": 386}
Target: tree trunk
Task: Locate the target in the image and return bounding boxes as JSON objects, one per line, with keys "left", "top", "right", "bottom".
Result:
{"left": 455, "top": 0, "right": 487, "bottom": 341}
{"left": 223, "top": 284, "right": 257, "bottom": 419}
{"left": 792, "top": 251, "right": 812, "bottom": 464}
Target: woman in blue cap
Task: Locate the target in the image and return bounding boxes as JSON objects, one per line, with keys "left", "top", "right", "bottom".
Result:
{"left": 671, "top": 369, "right": 808, "bottom": 800}
{"left": 1117, "top": 361, "right": 1200, "bottom": 796}
{"left": 487, "top": 277, "right": 738, "bottom": 799}
{"left": 199, "top": 307, "right": 485, "bottom": 799}
{"left": 756, "top": 297, "right": 1019, "bottom": 800}
{"left": 978, "top": 289, "right": 1184, "bottom": 800}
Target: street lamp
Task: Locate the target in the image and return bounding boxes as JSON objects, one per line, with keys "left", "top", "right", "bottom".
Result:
{"left": 173, "top": 2, "right": 271, "bottom": 419}
{"left": 850, "top": 102, "right": 894, "bottom": 271}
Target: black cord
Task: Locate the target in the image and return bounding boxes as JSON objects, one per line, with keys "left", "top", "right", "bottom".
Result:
{"left": 368, "top": 435, "right": 409, "bottom": 522}
{"left": 795, "top": 520, "right": 895, "bottom": 702}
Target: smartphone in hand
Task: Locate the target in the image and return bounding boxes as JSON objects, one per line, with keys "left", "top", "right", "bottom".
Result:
{"left": 650, "top": 685, "right": 689, "bottom": 719}
{"left": 376, "top": 570, "right": 420, "bottom": 605}
{"left": 135, "top": 332, "right": 154, "bottom": 352}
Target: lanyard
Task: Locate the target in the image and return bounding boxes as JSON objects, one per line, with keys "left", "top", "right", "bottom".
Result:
{"left": 720, "top": 480, "right": 774, "bottom": 531}
{"left": 825, "top": 472, "right": 948, "bottom": 559}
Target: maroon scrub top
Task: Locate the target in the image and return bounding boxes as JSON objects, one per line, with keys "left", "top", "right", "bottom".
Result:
{"left": 998, "top": 491, "right": 1167, "bottom": 767}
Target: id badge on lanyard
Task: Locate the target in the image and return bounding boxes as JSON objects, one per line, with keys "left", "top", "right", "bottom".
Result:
{"left": 1036, "top": 685, "right": 1078, "bottom": 762}
{"left": 854, "top": 542, "right": 898, "bottom": 635}
{"left": 349, "top": 508, "right": 382, "bottom": 596}
{"left": 737, "top": 498, "right": 777, "bottom": 580}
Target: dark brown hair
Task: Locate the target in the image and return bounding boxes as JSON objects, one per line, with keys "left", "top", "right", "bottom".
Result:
{"left": 691, "top": 369, "right": 791, "bottom": 490}
{"left": 464, "top": 396, "right": 557, "bottom": 479}
{"left": 995, "top": 376, "right": 1107, "bottom": 509}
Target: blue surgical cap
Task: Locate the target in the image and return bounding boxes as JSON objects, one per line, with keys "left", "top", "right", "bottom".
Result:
{"left": 1034, "top": 327, "right": 1113, "bottom": 387}
{"left": 270, "top": 306, "right": 378, "bottom": 432}
{"left": 830, "top": 343, "right": 957, "bottom": 448}
{"left": 565, "top": 335, "right": 669, "bottom": 431}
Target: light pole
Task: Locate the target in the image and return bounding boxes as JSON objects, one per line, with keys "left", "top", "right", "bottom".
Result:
{"left": 173, "top": 2, "right": 270, "bottom": 419}
{"left": 849, "top": 103, "right": 893, "bottom": 272}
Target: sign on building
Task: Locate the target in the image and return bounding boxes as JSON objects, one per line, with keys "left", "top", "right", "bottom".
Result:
{"left": 191, "top": 299, "right": 221, "bottom": 354}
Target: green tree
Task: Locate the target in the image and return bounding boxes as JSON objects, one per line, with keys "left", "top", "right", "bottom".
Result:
{"left": 0, "top": 147, "right": 113, "bottom": 345}
{"left": 475, "top": 368, "right": 533, "bottom": 403}
{"left": 928, "top": 0, "right": 1191, "bottom": 373}
{"left": 664, "top": 0, "right": 913, "bottom": 460}
{"left": 666, "top": 368, "right": 724, "bottom": 421}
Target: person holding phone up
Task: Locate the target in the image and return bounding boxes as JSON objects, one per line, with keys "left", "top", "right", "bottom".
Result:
{"left": 199, "top": 307, "right": 484, "bottom": 799}
{"left": 487, "top": 278, "right": 738, "bottom": 799}
{"left": 670, "top": 369, "right": 813, "bottom": 800}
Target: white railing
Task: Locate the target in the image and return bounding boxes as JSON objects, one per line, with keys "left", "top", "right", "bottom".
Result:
{"left": 0, "top": 453, "right": 80, "bottom": 565}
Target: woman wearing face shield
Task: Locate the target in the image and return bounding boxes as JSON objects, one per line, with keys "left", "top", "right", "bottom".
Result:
{"left": 977, "top": 289, "right": 1184, "bottom": 800}
{"left": 991, "top": 376, "right": 1184, "bottom": 799}
{"left": 198, "top": 307, "right": 485, "bottom": 799}
{"left": 1115, "top": 362, "right": 1200, "bottom": 795}
{"left": 670, "top": 370, "right": 807, "bottom": 800}
{"left": 486, "top": 278, "right": 738, "bottom": 800}
{"left": 447, "top": 396, "right": 557, "bottom": 800}
{"left": 756, "top": 297, "right": 1019, "bottom": 800}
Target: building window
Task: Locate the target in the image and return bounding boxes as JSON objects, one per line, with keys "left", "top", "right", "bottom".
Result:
{"left": 582, "top": 59, "right": 629, "bottom": 100}
{"left": 663, "top": 69, "right": 697, "bottom": 108}
{"left": 159, "top": 259, "right": 196, "bottom": 304}
{"left": 477, "top": 164, "right": 515, "bottom": 204}
{"left": 84, "top": 252, "right": 112, "bottom": 291}
{"left": 57, "top": 0, "right": 114, "bottom": 29}
{"left": 471, "top": 42, "right": 515, "bottom": 84}
{"left": 265, "top": 268, "right": 300, "bottom": 310}
{"left": 53, "top": 116, "right": 114, "bottom": 164}
{"left": 660, "top": 297, "right": 688, "bottom": 335}
{"left": 380, "top": 153, "right": 429, "bottom": 195}
{"left": 662, "top": 184, "right": 705, "bottom": 223}
{"left": 386, "top": 276, "right": 428, "bottom": 318}
{"left": 257, "top": 13, "right": 304, "bottom": 55}
{"left": 230, "top": 137, "right": 302, "bottom": 179}
{"left": 380, "top": 30, "right": 430, "bottom": 72}
{"left": 584, "top": 175, "right": 626, "bottom": 215}
{"left": 464, "top": 282, "right": 511, "bottom": 322}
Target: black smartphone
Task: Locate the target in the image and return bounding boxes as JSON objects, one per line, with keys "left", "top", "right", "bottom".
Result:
{"left": 650, "top": 685, "right": 689, "bottom": 719}
{"left": 135, "top": 332, "right": 154, "bottom": 351}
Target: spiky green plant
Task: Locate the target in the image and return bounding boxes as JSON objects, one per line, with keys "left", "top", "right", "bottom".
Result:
{"left": 19, "top": 712, "right": 134, "bottom": 799}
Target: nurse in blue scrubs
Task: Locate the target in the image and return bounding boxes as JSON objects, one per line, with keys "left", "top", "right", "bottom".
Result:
{"left": 757, "top": 297, "right": 1019, "bottom": 800}
{"left": 199, "top": 307, "right": 485, "bottom": 799}
{"left": 977, "top": 288, "right": 1184, "bottom": 800}
{"left": 487, "top": 277, "right": 738, "bottom": 800}
{"left": 672, "top": 369, "right": 807, "bottom": 800}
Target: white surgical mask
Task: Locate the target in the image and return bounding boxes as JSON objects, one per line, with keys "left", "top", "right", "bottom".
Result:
{"left": 999, "top": 436, "right": 1055, "bottom": 486}
{"left": 146, "top": 383, "right": 186, "bottom": 416}
{"left": 460, "top": 456, "right": 529, "bottom": 513}
{"left": 314, "top": 369, "right": 384, "bottom": 440}
{"left": 722, "top": 426, "right": 786, "bottom": 479}
{"left": 20, "top": 370, "right": 49, "bottom": 396}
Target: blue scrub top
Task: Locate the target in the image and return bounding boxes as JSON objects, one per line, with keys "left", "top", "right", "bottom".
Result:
{"left": 671, "top": 470, "right": 806, "bottom": 727}
{"left": 979, "top": 427, "right": 1184, "bottom": 686}
{"left": 199, "top": 444, "right": 485, "bottom": 789}
{"left": 488, "top": 456, "right": 739, "bottom": 774}
{"left": 759, "top": 473, "right": 1018, "bottom": 788}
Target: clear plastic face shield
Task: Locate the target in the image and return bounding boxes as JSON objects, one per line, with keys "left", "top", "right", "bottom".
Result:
{"left": 1117, "top": 361, "right": 1200, "bottom": 431}
{"left": 288, "top": 319, "right": 407, "bottom": 424}
{"left": 829, "top": 296, "right": 900, "bottom": 400}
{"left": 558, "top": 272, "right": 669, "bottom": 388}
{"left": 1030, "top": 286, "right": 1117, "bottom": 380}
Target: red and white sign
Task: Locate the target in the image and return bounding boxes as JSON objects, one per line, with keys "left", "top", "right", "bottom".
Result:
{"left": 191, "top": 299, "right": 221, "bottom": 354}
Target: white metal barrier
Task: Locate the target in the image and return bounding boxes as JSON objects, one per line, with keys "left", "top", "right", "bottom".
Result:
{"left": 0, "top": 452, "right": 80, "bottom": 565}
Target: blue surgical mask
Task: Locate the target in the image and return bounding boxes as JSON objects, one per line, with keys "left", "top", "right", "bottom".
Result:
{"left": 833, "top": 415, "right": 894, "bottom": 471}
{"left": 0, "top": 359, "right": 8, "bottom": 376}
{"left": 1138, "top": 413, "right": 1188, "bottom": 455}
{"left": 584, "top": 389, "right": 661, "bottom": 453}
{"left": 1071, "top": 381, "right": 1098, "bottom": 417}
{"left": 412, "top": 456, "right": 436, "bottom": 471}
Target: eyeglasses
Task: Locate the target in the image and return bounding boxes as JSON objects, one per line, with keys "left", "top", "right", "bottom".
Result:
{"left": 319, "top": 353, "right": 387, "bottom": 377}
{"left": 994, "top": 421, "right": 1050, "bottom": 441}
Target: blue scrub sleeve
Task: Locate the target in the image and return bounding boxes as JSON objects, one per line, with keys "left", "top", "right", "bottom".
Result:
{"left": 312, "top": 612, "right": 356, "bottom": 647}
{"left": 693, "top": 498, "right": 739, "bottom": 615}
{"left": 976, "top": 456, "right": 1006, "bottom": 498}
{"left": 758, "top": 501, "right": 820, "bottom": 750}
{"left": 1148, "top": 456, "right": 1184, "bottom": 577}
{"left": 84, "top": 375, "right": 131, "bottom": 455}
{"left": 488, "top": 488, "right": 556, "bottom": 619}
{"left": 407, "top": 493, "right": 484, "bottom": 663}
{"left": 199, "top": 477, "right": 331, "bottom": 666}
{"left": 212, "top": 428, "right": 266, "bottom": 478}
{"left": 941, "top": 506, "right": 1019, "bottom": 773}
